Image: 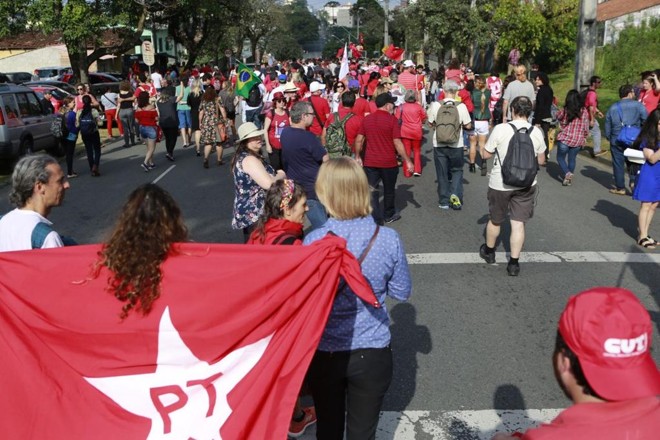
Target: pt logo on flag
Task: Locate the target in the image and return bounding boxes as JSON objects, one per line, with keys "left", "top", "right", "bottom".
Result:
{"left": 85, "top": 308, "right": 272, "bottom": 439}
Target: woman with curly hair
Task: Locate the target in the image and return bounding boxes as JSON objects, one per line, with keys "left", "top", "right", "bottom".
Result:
{"left": 248, "top": 179, "right": 307, "bottom": 245}
{"left": 98, "top": 184, "right": 188, "bottom": 319}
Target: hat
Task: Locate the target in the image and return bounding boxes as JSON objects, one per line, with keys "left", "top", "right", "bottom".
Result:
{"left": 237, "top": 122, "right": 264, "bottom": 142}
{"left": 375, "top": 92, "right": 397, "bottom": 108}
{"left": 380, "top": 77, "right": 394, "bottom": 84}
{"left": 282, "top": 82, "right": 298, "bottom": 93}
{"left": 272, "top": 91, "right": 285, "bottom": 101}
{"left": 278, "top": 73, "right": 287, "bottom": 83}
{"left": 348, "top": 79, "right": 360, "bottom": 90}
{"left": 402, "top": 60, "right": 415, "bottom": 68}
{"left": 310, "top": 82, "right": 326, "bottom": 93}
{"left": 558, "top": 287, "right": 660, "bottom": 401}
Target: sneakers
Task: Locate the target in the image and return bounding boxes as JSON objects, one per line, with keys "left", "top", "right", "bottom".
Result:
{"left": 141, "top": 162, "right": 150, "bottom": 172}
{"left": 66, "top": 173, "right": 78, "bottom": 179}
{"left": 449, "top": 194, "right": 462, "bottom": 210}
{"left": 507, "top": 261, "right": 520, "bottom": 276}
{"left": 479, "top": 244, "right": 496, "bottom": 264}
{"left": 439, "top": 204, "right": 449, "bottom": 210}
{"left": 562, "top": 172, "right": 572, "bottom": 186}
{"left": 609, "top": 188, "right": 627, "bottom": 195}
{"left": 288, "top": 407, "right": 317, "bottom": 438}
{"left": 165, "top": 153, "right": 174, "bottom": 162}
{"left": 468, "top": 163, "right": 476, "bottom": 173}
{"left": 413, "top": 172, "right": 421, "bottom": 177}
{"left": 384, "top": 213, "right": 402, "bottom": 223}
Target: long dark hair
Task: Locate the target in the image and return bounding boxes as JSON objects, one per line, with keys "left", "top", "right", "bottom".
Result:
{"left": 563, "top": 89, "right": 583, "bottom": 124}
{"left": 632, "top": 109, "right": 660, "bottom": 151}
{"left": 81, "top": 94, "right": 93, "bottom": 118}
{"left": 231, "top": 136, "right": 264, "bottom": 169}
{"left": 251, "top": 179, "right": 306, "bottom": 243}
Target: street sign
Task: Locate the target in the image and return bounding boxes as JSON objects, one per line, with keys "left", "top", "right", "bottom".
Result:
{"left": 141, "top": 41, "right": 155, "bottom": 66}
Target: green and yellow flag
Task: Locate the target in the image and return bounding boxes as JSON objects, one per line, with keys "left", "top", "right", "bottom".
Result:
{"left": 235, "top": 62, "right": 262, "bottom": 99}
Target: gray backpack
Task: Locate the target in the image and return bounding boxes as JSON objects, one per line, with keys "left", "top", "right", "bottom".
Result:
{"left": 434, "top": 100, "right": 461, "bottom": 144}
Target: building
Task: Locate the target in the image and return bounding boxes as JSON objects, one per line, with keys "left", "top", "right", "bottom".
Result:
{"left": 321, "top": 3, "right": 354, "bottom": 28}
{"left": 597, "top": 0, "right": 660, "bottom": 45}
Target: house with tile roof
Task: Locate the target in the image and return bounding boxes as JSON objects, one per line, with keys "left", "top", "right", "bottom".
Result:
{"left": 597, "top": 0, "right": 660, "bottom": 45}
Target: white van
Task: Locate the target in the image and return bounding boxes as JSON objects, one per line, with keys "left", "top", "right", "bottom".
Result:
{"left": 0, "top": 84, "right": 58, "bottom": 161}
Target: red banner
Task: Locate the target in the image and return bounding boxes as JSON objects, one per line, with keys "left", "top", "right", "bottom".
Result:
{"left": 0, "top": 237, "right": 377, "bottom": 439}
{"left": 382, "top": 44, "right": 405, "bottom": 62}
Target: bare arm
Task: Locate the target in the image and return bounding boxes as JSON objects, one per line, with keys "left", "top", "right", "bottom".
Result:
{"left": 263, "top": 116, "right": 273, "bottom": 153}
{"left": 242, "top": 155, "right": 286, "bottom": 189}
{"left": 502, "top": 99, "right": 509, "bottom": 123}
{"left": 537, "top": 152, "right": 546, "bottom": 166}
{"left": 321, "top": 126, "right": 327, "bottom": 146}
{"left": 354, "top": 134, "right": 365, "bottom": 165}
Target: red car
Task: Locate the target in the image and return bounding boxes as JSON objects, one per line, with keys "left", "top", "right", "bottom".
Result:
{"left": 25, "top": 85, "right": 74, "bottom": 113}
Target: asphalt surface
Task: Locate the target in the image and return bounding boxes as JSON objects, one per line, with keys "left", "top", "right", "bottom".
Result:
{"left": 0, "top": 132, "right": 658, "bottom": 439}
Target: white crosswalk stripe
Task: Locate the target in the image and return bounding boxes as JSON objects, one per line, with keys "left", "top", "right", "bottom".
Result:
{"left": 406, "top": 251, "right": 660, "bottom": 264}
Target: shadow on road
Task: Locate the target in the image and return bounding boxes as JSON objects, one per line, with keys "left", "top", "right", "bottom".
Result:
{"left": 591, "top": 199, "right": 637, "bottom": 240}
{"left": 580, "top": 164, "right": 613, "bottom": 190}
{"left": 623, "top": 243, "right": 660, "bottom": 335}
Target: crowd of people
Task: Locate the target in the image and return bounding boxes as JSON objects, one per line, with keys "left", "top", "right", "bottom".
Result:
{"left": 9, "top": 52, "right": 660, "bottom": 439}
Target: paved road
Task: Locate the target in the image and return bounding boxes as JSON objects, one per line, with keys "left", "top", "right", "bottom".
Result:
{"left": 0, "top": 133, "right": 658, "bottom": 439}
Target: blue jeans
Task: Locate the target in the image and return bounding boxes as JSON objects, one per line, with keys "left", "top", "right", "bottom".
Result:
{"left": 433, "top": 147, "right": 464, "bottom": 206}
{"left": 306, "top": 199, "right": 328, "bottom": 231}
{"left": 245, "top": 107, "right": 263, "bottom": 129}
{"left": 364, "top": 166, "right": 399, "bottom": 224}
{"left": 140, "top": 125, "right": 157, "bottom": 140}
{"left": 555, "top": 141, "right": 581, "bottom": 176}
{"left": 177, "top": 110, "right": 191, "bottom": 129}
{"left": 610, "top": 140, "right": 627, "bottom": 190}
{"left": 590, "top": 122, "right": 601, "bottom": 154}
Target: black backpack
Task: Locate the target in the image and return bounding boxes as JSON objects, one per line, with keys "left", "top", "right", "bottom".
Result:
{"left": 496, "top": 123, "right": 538, "bottom": 188}
{"left": 78, "top": 110, "right": 97, "bottom": 136}
{"left": 246, "top": 84, "right": 262, "bottom": 107}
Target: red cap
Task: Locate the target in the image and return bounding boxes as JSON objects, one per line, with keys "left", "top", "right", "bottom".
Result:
{"left": 558, "top": 287, "right": 660, "bottom": 401}
{"left": 272, "top": 92, "right": 285, "bottom": 101}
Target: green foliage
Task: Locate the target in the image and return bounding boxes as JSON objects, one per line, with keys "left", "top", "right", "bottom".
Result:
{"left": 596, "top": 18, "right": 660, "bottom": 87}
{"left": 283, "top": 0, "right": 319, "bottom": 48}
{"left": 269, "top": 33, "right": 304, "bottom": 61}
{"left": 351, "top": 0, "right": 384, "bottom": 54}
{"left": 492, "top": 0, "right": 545, "bottom": 61}
{"left": 536, "top": 0, "right": 579, "bottom": 71}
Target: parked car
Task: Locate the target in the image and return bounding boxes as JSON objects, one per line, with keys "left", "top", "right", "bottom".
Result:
{"left": 4, "top": 72, "right": 39, "bottom": 84}
{"left": 26, "top": 85, "right": 74, "bottom": 113}
{"left": 34, "top": 66, "right": 72, "bottom": 81}
{"left": 0, "top": 73, "right": 11, "bottom": 83}
{"left": 23, "top": 80, "right": 77, "bottom": 95}
{"left": 0, "top": 83, "right": 59, "bottom": 161}
{"left": 60, "top": 72, "right": 120, "bottom": 84}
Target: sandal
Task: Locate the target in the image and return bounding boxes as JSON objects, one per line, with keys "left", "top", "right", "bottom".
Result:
{"left": 646, "top": 236, "right": 659, "bottom": 246}
{"left": 637, "top": 237, "right": 656, "bottom": 249}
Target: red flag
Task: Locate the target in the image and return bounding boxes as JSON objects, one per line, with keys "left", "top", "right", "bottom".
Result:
{"left": 336, "top": 46, "right": 344, "bottom": 59}
{"left": 382, "top": 44, "right": 405, "bottom": 62}
{"left": 0, "top": 237, "right": 377, "bottom": 439}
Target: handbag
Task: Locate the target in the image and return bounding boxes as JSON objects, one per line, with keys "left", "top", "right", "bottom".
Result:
{"left": 615, "top": 103, "right": 641, "bottom": 147}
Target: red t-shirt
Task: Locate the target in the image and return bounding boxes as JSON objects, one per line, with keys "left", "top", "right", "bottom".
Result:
{"left": 134, "top": 84, "right": 156, "bottom": 98}
{"left": 308, "top": 95, "right": 330, "bottom": 136}
{"left": 395, "top": 102, "right": 427, "bottom": 140}
{"left": 351, "top": 97, "right": 370, "bottom": 116}
{"left": 267, "top": 110, "right": 290, "bottom": 149}
{"left": 585, "top": 89, "right": 598, "bottom": 110}
{"left": 134, "top": 108, "right": 158, "bottom": 126}
{"left": 324, "top": 107, "right": 364, "bottom": 151}
{"left": 358, "top": 109, "right": 401, "bottom": 168}
{"left": 521, "top": 397, "right": 660, "bottom": 440}
{"left": 640, "top": 89, "right": 660, "bottom": 114}
{"left": 458, "top": 88, "right": 474, "bottom": 113}
{"left": 367, "top": 100, "right": 378, "bottom": 115}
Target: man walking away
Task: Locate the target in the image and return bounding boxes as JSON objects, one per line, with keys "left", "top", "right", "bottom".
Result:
{"left": 585, "top": 76, "right": 606, "bottom": 157}
{"left": 479, "top": 96, "right": 546, "bottom": 276}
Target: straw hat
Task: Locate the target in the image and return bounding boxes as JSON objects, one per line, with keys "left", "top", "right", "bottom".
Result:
{"left": 237, "top": 122, "right": 264, "bottom": 142}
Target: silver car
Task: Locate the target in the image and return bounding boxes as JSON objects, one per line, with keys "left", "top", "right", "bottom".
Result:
{"left": 0, "top": 83, "right": 58, "bottom": 161}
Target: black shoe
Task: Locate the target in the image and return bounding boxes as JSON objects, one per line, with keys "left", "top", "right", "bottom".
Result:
{"left": 384, "top": 213, "right": 401, "bottom": 223}
{"left": 469, "top": 163, "right": 476, "bottom": 173}
{"left": 479, "top": 244, "right": 496, "bottom": 264}
{"left": 122, "top": 143, "right": 130, "bottom": 148}
{"left": 165, "top": 153, "right": 174, "bottom": 162}
{"left": 507, "top": 261, "right": 520, "bottom": 276}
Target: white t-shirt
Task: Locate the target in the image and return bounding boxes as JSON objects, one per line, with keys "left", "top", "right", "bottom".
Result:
{"left": 100, "top": 92, "right": 118, "bottom": 110}
{"left": 485, "top": 120, "right": 547, "bottom": 191}
{"left": 426, "top": 99, "right": 472, "bottom": 148}
{"left": 151, "top": 72, "right": 163, "bottom": 89}
{"left": 0, "top": 209, "right": 63, "bottom": 251}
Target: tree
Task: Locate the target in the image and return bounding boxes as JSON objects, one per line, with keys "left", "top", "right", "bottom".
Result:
{"left": 0, "top": 0, "right": 148, "bottom": 83}
{"left": 284, "top": 0, "right": 319, "bottom": 47}
{"left": 492, "top": 0, "right": 545, "bottom": 63}
{"left": 350, "top": 0, "right": 384, "bottom": 54}
{"left": 537, "top": 0, "right": 579, "bottom": 71}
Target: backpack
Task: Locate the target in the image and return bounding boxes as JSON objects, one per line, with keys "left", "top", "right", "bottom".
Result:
{"left": 492, "top": 98, "right": 504, "bottom": 125}
{"left": 246, "top": 84, "right": 263, "bottom": 107}
{"left": 496, "top": 123, "right": 538, "bottom": 188}
{"left": 78, "top": 111, "right": 97, "bottom": 136}
{"left": 325, "top": 112, "right": 353, "bottom": 158}
{"left": 50, "top": 114, "right": 65, "bottom": 139}
{"left": 434, "top": 101, "right": 461, "bottom": 144}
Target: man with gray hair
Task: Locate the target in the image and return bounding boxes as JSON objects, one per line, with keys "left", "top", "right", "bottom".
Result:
{"left": 426, "top": 80, "right": 473, "bottom": 210}
{"left": 0, "top": 155, "right": 70, "bottom": 251}
{"left": 280, "top": 101, "right": 329, "bottom": 230}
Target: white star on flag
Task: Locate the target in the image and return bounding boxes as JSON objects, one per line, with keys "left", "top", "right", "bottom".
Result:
{"left": 85, "top": 307, "right": 272, "bottom": 439}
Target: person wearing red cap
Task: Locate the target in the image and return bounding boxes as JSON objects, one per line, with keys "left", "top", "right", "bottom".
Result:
{"left": 493, "top": 287, "right": 660, "bottom": 440}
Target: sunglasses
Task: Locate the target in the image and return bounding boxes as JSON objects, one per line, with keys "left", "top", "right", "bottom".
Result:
{"left": 77, "top": 88, "right": 84, "bottom": 91}
{"left": 337, "top": 85, "right": 345, "bottom": 88}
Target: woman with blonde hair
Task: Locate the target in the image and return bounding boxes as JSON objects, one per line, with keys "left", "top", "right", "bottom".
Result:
{"left": 303, "top": 157, "right": 412, "bottom": 440}
{"left": 96, "top": 184, "right": 188, "bottom": 319}
{"left": 187, "top": 77, "right": 203, "bottom": 155}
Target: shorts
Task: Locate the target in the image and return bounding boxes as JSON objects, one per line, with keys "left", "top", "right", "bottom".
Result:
{"left": 177, "top": 110, "right": 191, "bottom": 129}
{"left": 139, "top": 125, "right": 157, "bottom": 140}
{"left": 464, "top": 113, "right": 475, "bottom": 136}
{"left": 474, "top": 120, "right": 490, "bottom": 136}
{"left": 487, "top": 185, "right": 537, "bottom": 224}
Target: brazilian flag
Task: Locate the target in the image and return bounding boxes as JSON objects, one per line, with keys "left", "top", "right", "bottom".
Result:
{"left": 235, "top": 62, "right": 262, "bottom": 99}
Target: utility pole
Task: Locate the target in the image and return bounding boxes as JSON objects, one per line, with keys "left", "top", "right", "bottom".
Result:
{"left": 574, "top": 0, "right": 597, "bottom": 90}
{"left": 383, "top": 0, "right": 390, "bottom": 47}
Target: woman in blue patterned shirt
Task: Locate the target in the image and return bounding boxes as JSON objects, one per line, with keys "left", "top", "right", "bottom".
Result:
{"left": 303, "top": 157, "right": 412, "bottom": 440}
